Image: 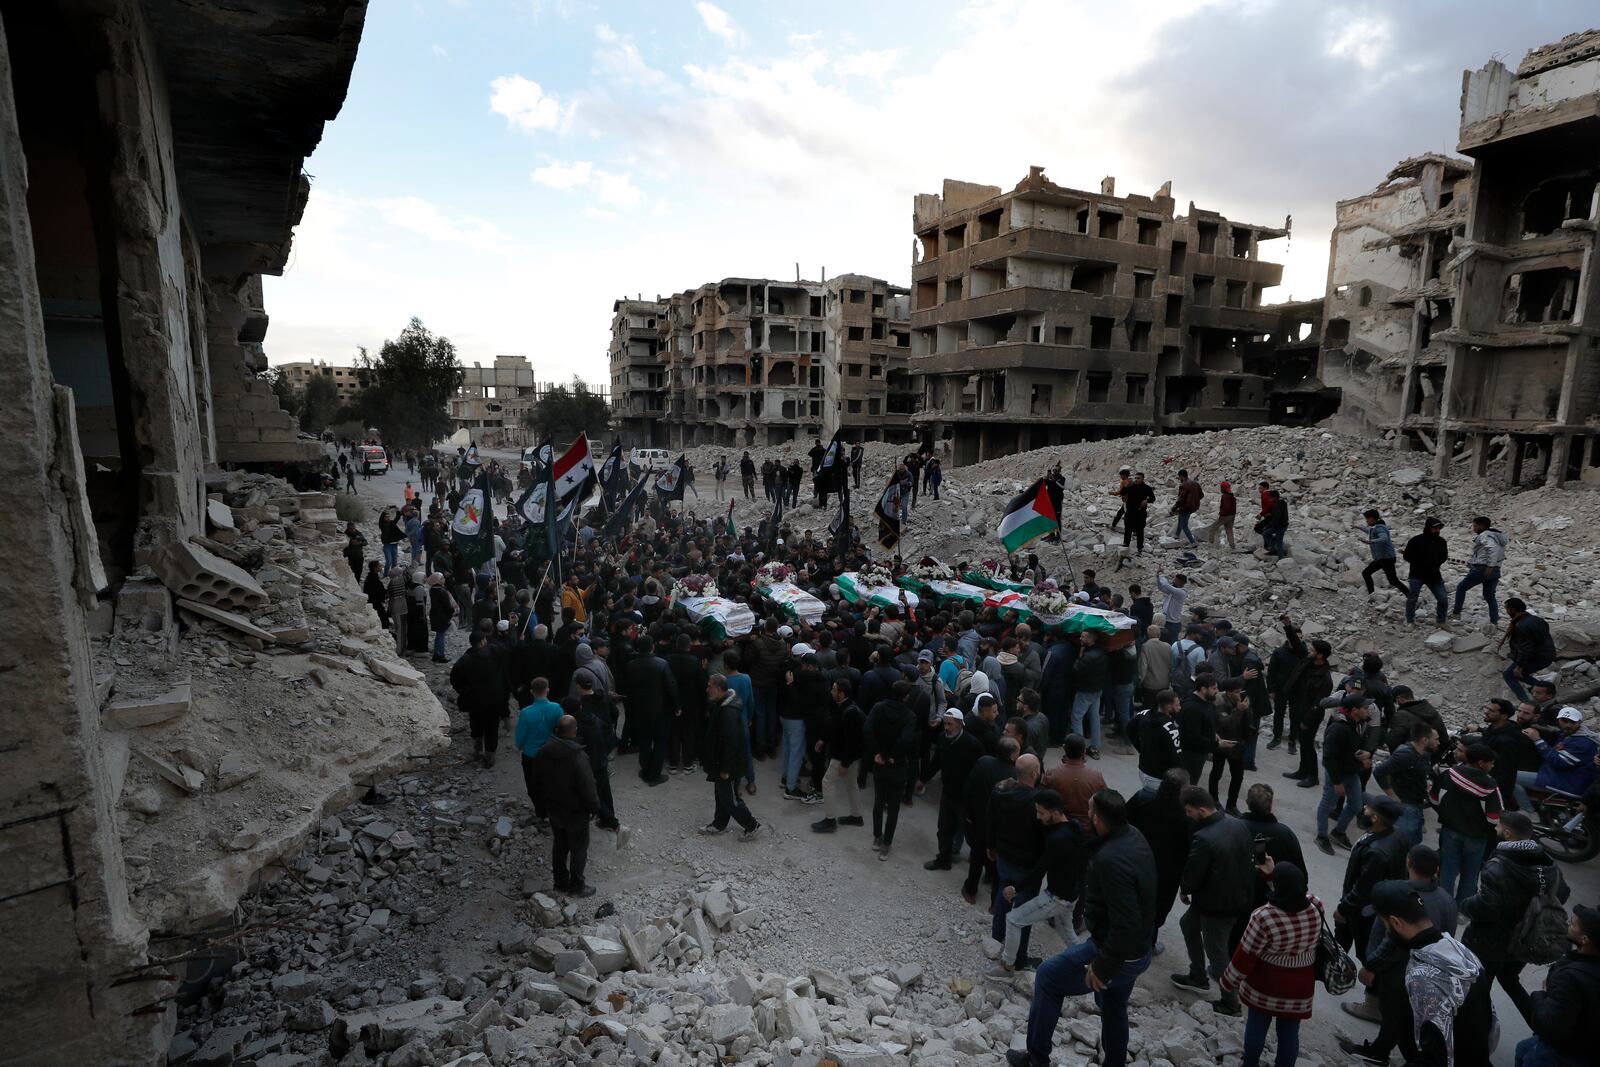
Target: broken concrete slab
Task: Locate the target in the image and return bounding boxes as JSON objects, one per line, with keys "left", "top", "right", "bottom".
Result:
{"left": 136, "top": 750, "right": 205, "bottom": 794}
{"left": 102, "top": 684, "right": 192, "bottom": 730}
{"left": 151, "top": 540, "right": 267, "bottom": 611}
{"left": 177, "top": 598, "right": 276, "bottom": 642}
{"left": 206, "top": 498, "right": 236, "bottom": 530}
{"left": 362, "top": 654, "right": 424, "bottom": 687}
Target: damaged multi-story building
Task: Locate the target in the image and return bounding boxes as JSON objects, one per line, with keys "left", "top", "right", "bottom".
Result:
{"left": 1425, "top": 30, "right": 1600, "bottom": 487}
{"left": 907, "top": 167, "right": 1329, "bottom": 464}
{"left": 609, "top": 274, "right": 916, "bottom": 449}
{"left": 1318, "top": 155, "right": 1474, "bottom": 439}
{"left": 2, "top": 4, "right": 447, "bottom": 1064}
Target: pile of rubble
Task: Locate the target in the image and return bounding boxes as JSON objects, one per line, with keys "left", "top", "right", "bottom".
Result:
{"left": 688, "top": 426, "right": 1600, "bottom": 732}
{"left": 99, "top": 470, "right": 450, "bottom": 932}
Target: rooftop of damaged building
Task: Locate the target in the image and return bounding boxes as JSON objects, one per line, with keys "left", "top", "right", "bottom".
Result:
{"left": 1516, "top": 26, "right": 1600, "bottom": 75}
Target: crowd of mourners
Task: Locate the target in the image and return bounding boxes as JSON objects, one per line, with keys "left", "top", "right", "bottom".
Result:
{"left": 336, "top": 444, "right": 1600, "bottom": 1067}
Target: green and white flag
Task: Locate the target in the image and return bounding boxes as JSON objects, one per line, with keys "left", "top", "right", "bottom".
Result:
{"left": 997, "top": 478, "right": 1061, "bottom": 553}
{"left": 760, "top": 581, "right": 826, "bottom": 626}
{"left": 674, "top": 594, "right": 756, "bottom": 639}
{"left": 836, "top": 572, "right": 920, "bottom": 612}
{"left": 451, "top": 472, "right": 495, "bottom": 570}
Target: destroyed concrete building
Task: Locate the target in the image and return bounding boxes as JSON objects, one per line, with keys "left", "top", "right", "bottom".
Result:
{"left": 1, "top": 4, "right": 447, "bottom": 1064}
{"left": 908, "top": 168, "right": 1329, "bottom": 464}
{"left": 1427, "top": 30, "right": 1600, "bottom": 486}
{"left": 1318, "top": 155, "right": 1474, "bottom": 438}
{"left": 609, "top": 275, "right": 916, "bottom": 449}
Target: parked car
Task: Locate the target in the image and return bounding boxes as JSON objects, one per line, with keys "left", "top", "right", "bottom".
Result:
{"left": 629, "top": 448, "right": 674, "bottom": 473}
{"left": 355, "top": 444, "right": 389, "bottom": 474}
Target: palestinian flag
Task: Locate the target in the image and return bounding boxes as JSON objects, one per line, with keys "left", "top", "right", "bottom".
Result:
{"left": 874, "top": 477, "right": 902, "bottom": 551}
{"left": 725, "top": 500, "right": 736, "bottom": 537}
{"left": 998, "top": 478, "right": 1061, "bottom": 553}
{"left": 451, "top": 472, "right": 495, "bottom": 569}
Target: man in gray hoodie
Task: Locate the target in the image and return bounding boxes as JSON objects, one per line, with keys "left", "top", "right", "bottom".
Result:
{"left": 1453, "top": 515, "right": 1507, "bottom": 625}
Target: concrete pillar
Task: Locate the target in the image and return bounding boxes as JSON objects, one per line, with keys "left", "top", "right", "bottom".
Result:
{"left": 0, "top": 18, "right": 166, "bottom": 1063}
{"left": 1506, "top": 436, "right": 1527, "bottom": 488}
{"left": 1470, "top": 433, "right": 1492, "bottom": 479}
{"left": 1434, "top": 429, "right": 1459, "bottom": 479}
{"left": 1548, "top": 434, "right": 1573, "bottom": 488}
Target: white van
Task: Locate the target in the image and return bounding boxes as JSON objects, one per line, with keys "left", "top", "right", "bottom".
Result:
{"left": 629, "top": 448, "right": 674, "bottom": 472}
{"left": 355, "top": 444, "right": 388, "bottom": 474}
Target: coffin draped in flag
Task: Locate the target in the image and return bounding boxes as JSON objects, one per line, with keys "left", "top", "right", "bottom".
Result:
{"left": 451, "top": 473, "right": 495, "bottom": 569}
{"left": 997, "top": 478, "right": 1061, "bottom": 553}
{"left": 673, "top": 594, "right": 756, "bottom": 640}
{"left": 835, "top": 572, "right": 919, "bottom": 611}
{"left": 655, "top": 455, "right": 688, "bottom": 501}
{"left": 897, "top": 576, "right": 988, "bottom": 606}
{"left": 551, "top": 434, "right": 595, "bottom": 498}
{"left": 873, "top": 478, "right": 902, "bottom": 551}
{"left": 758, "top": 581, "right": 826, "bottom": 626}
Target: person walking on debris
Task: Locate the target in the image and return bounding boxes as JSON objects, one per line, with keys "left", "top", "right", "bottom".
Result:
{"left": 739, "top": 450, "right": 756, "bottom": 500}
{"left": 1121, "top": 471, "right": 1155, "bottom": 555}
{"left": 1109, "top": 466, "right": 1132, "bottom": 531}
{"left": 1453, "top": 514, "right": 1507, "bottom": 625}
{"left": 1012, "top": 789, "right": 1155, "bottom": 1067}
{"left": 1402, "top": 516, "right": 1451, "bottom": 627}
{"left": 1171, "top": 469, "right": 1203, "bottom": 547}
{"left": 573, "top": 672, "right": 620, "bottom": 831}
{"left": 533, "top": 715, "right": 601, "bottom": 898}
{"left": 1356, "top": 509, "right": 1407, "bottom": 597}
{"left": 1170, "top": 786, "right": 1254, "bottom": 1016}
{"left": 452, "top": 631, "right": 510, "bottom": 768}
{"left": 1203, "top": 480, "right": 1238, "bottom": 550}
{"left": 700, "top": 674, "right": 762, "bottom": 840}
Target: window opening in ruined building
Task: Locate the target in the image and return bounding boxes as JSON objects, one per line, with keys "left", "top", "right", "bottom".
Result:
{"left": 1126, "top": 374, "right": 1148, "bottom": 405}
{"left": 1197, "top": 222, "right": 1218, "bottom": 254}
{"left": 1133, "top": 271, "right": 1155, "bottom": 299}
{"left": 768, "top": 361, "right": 796, "bottom": 386}
{"left": 1071, "top": 264, "right": 1114, "bottom": 295}
{"left": 944, "top": 224, "right": 966, "bottom": 251}
{"left": 870, "top": 362, "right": 882, "bottom": 378}
{"left": 1193, "top": 276, "right": 1215, "bottom": 305}
{"left": 849, "top": 289, "right": 865, "bottom": 303}
{"left": 1165, "top": 294, "right": 1183, "bottom": 328}
{"left": 1087, "top": 372, "right": 1111, "bottom": 403}
{"left": 1029, "top": 383, "right": 1053, "bottom": 415}
{"left": 781, "top": 400, "right": 797, "bottom": 418}
{"left": 871, "top": 322, "right": 884, "bottom": 340}
{"left": 1030, "top": 325, "right": 1043, "bottom": 343}
{"left": 1504, "top": 267, "right": 1580, "bottom": 324}
{"left": 809, "top": 366, "right": 821, "bottom": 388}
{"left": 847, "top": 399, "right": 861, "bottom": 413}
{"left": 945, "top": 277, "right": 963, "bottom": 302}
{"left": 1131, "top": 321, "right": 1152, "bottom": 352}
{"left": 1164, "top": 376, "right": 1203, "bottom": 414}
{"left": 1222, "top": 379, "right": 1242, "bottom": 407}
{"left": 916, "top": 279, "right": 938, "bottom": 310}
{"left": 988, "top": 374, "right": 1006, "bottom": 412}
{"left": 971, "top": 265, "right": 1006, "bottom": 296}
{"left": 978, "top": 209, "right": 1002, "bottom": 241}
{"left": 810, "top": 296, "right": 823, "bottom": 316}
{"left": 1439, "top": 190, "right": 1454, "bottom": 209}
{"left": 1225, "top": 280, "right": 1246, "bottom": 309}
{"left": 868, "top": 398, "right": 881, "bottom": 415}
{"left": 848, "top": 363, "right": 864, "bottom": 377}
{"left": 1138, "top": 218, "right": 1161, "bottom": 246}
{"left": 1521, "top": 174, "right": 1599, "bottom": 237}
{"left": 1358, "top": 286, "right": 1372, "bottom": 308}
{"left": 1075, "top": 208, "right": 1090, "bottom": 234}
{"left": 1054, "top": 326, "right": 1074, "bottom": 346}
{"left": 895, "top": 331, "right": 909, "bottom": 348}
{"left": 848, "top": 326, "right": 865, "bottom": 341}
{"left": 1231, "top": 228, "right": 1251, "bottom": 258}
{"left": 1169, "top": 241, "right": 1187, "bottom": 274}
{"left": 872, "top": 292, "right": 884, "bottom": 310}
{"left": 1098, "top": 212, "right": 1122, "bottom": 240}
{"left": 1090, "top": 316, "right": 1114, "bottom": 349}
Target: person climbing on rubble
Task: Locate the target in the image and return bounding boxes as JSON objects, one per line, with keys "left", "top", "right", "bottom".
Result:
{"left": 1452, "top": 515, "right": 1507, "bottom": 626}
{"left": 1171, "top": 469, "right": 1202, "bottom": 547}
{"left": 1356, "top": 509, "right": 1407, "bottom": 599}
{"left": 1109, "top": 467, "right": 1132, "bottom": 531}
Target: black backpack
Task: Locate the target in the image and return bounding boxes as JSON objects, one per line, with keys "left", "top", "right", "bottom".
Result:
{"left": 1510, "top": 863, "right": 1568, "bottom": 966}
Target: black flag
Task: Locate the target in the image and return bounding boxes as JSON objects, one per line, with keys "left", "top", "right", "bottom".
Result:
{"left": 874, "top": 475, "right": 902, "bottom": 551}
{"left": 655, "top": 455, "right": 688, "bottom": 503}
{"left": 603, "top": 472, "right": 649, "bottom": 536}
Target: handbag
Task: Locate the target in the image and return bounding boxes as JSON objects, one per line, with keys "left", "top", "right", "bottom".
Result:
{"left": 1315, "top": 912, "right": 1357, "bottom": 995}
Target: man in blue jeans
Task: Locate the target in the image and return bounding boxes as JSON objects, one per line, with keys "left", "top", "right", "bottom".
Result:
{"left": 1314, "top": 695, "right": 1373, "bottom": 854}
{"left": 1011, "top": 789, "right": 1155, "bottom": 1067}
{"left": 1401, "top": 516, "right": 1450, "bottom": 626}
{"left": 1452, "top": 515, "right": 1507, "bottom": 624}
{"left": 1435, "top": 742, "right": 1503, "bottom": 903}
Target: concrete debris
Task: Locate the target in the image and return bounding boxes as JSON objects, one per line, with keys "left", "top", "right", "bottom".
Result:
{"left": 176, "top": 598, "right": 278, "bottom": 643}
{"left": 102, "top": 683, "right": 192, "bottom": 730}
{"left": 151, "top": 539, "right": 268, "bottom": 611}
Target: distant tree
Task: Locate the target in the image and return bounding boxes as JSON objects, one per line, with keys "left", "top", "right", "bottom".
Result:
{"left": 298, "top": 373, "right": 340, "bottom": 435}
{"left": 523, "top": 377, "right": 611, "bottom": 445}
{"left": 351, "top": 321, "right": 463, "bottom": 452}
{"left": 266, "top": 368, "right": 302, "bottom": 420}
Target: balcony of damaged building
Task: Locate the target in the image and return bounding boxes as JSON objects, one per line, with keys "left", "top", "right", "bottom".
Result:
{"left": 1, "top": 4, "right": 447, "bottom": 1064}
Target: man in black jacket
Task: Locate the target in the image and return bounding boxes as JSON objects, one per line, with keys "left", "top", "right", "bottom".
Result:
{"left": 699, "top": 675, "right": 760, "bottom": 838}
{"left": 1177, "top": 675, "right": 1219, "bottom": 781}
{"left": 665, "top": 633, "right": 708, "bottom": 776}
{"left": 1375, "top": 719, "right": 1437, "bottom": 848}
{"left": 965, "top": 693, "right": 1002, "bottom": 754}
{"left": 993, "top": 791, "right": 1084, "bottom": 975}
{"left": 812, "top": 679, "right": 866, "bottom": 833}
{"left": 1336, "top": 794, "right": 1409, "bottom": 967}
{"left": 1499, "top": 597, "right": 1556, "bottom": 703}
{"left": 532, "top": 716, "right": 601, "bottom": 897}
{"left": 572, "top": 673, "right": 619, "bottom": 831}
{"left": 1013, "top": 789, "right": 1155, "bottom": 1067}
{"left": 1516, "top": 904, "right": 1600, "bottom": 1067}
{"left": 621, "top": 637, "right": 679, "bottom": 786}
{"left": 1130, "top": 689, "right": 1183, "bottom": 790}
{"left": 1237, "top": 783, "right": 1305, "bottom": 920}
{"left": 988, "top": 754, "right": 1045, "bottom": 963}
{"left": 1366, "top": 882, "right": 1491, "bottom": 1067}
{"left": 1401, "top": 516, "right": 1450, "bottom": 626}
{"left": 1460, "top": 811, "right": 1570, "bottom": 1028}
{"left": 923, "top": 708, "right": 984, "bottom": 870}
{"left": 1386, "top": 685, "right": 1448, "bottom": 752}
{"left": 1170, "top": 786, "right": 1253, "bottom": 1015}
{"left": 961, "top": 737, "right": 1020, "bottom": 904}
{"left": 451, "top": 632, "right": 509, "bottom": 766}
{"left": 781, "top": 653, "right": 830, "bottom": 800}
{"left": 1315, "top": 695, "right": 1374, "bottom": 853}
{"left": 1284, "top": 638, "right": 1334, "bottom": 785}
{"left": 1264, "top": 616, "right": 1305, "bottom": 751}
{"left": 862, "top": 680, "right": 917, "bottom": 859}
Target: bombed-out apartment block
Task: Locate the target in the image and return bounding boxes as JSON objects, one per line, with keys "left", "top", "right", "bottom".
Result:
{"left": 610, "top": 274, "right": 916, "bottom": 449}
{"left": 1428, "top": 30, "right": 1600, "bottom": 487}
{"left": 908, "top": 167, "right": 1330, "bottom": 464}
{"left": 1, "top": 2, "right": 366, "bottom": 1062}
{"left": 1319, "top": 155, "right": 1473, "bottom": 437}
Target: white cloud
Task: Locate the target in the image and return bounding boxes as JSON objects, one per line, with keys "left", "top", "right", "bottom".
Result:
{"left": 488, "top": 74, "right": 564, "bottom": 131}
{"left": 594, "top": 32, "right": 671, "bottom": 90}
{"left": 431, "top": 44, "right": 449, "bottom": 59}
{"left": 696, "top": 2, "right": 741, "bottom": 46}
{"left": 833, "top": 49, "right": 900, "bottom": 80}
{"left": 1326, "top": 14, "right": 1392, "bottom": 70}
{"left": 595, "top": 22, "right": 617, "bottom": 43}
{"left": 531, "top": 160, "right": 643, "bottom": 210}
{"left": 371, "top": 196, "right": 510, "bottom": 252}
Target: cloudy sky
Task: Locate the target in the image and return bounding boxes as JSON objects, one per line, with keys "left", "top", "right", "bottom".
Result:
{"left": 264, "top": 0, "right": 1594, "bottom": 381}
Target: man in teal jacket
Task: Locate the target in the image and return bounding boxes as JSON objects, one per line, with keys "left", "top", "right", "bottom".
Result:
{"left": 516, "top": 677, "right": 564, "bottom": 819}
